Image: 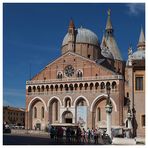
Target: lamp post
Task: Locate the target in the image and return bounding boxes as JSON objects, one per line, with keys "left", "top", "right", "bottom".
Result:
{"left": 105, "top": 85, "right": 112, "bottom": 138}
{"left": 125, "top": 98, "right": 132, "bottom": 138}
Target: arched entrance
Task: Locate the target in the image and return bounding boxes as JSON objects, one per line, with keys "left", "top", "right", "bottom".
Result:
{"left": 62, "top": 111, "right": 73, "bottom": 123}
{"left": 92, "top": 97, "right": 107, "bottom": 129}
{"left": 27, "top": 97, "right": 46, "bottom": 130}
{"left": 90, "top": 94, "right": 117, "bottom": 129}
{"left": 48, "top": 98, "right": 60, "bottom": 124}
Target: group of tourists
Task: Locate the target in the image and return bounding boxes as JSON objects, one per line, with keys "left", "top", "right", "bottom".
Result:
{"left": 49, "top": 126, "right": 112, "bottom": 144}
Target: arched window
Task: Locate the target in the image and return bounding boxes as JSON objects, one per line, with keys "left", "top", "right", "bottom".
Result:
{"left": 57, "top": 72, "right": 62, "bottom": 79}
{"left": 74, "top": 84, "right": 78, "bottom": 90}
{"left": 33, "top": 86, "right": 36, "bottom": 92}
{"left": 81, "top": 100, "right": 84, "bottom": 106}
{"left": 100, "top": 82, "right": 105, "bottom": 89}
{"left": 55, "top": 85, "right": 58, "bottom": 91}
{"left": 90, "top": 83, "right": 94, "bottom": 90}
{"left": 84, "top": 83, "right": 88, "bottom": 90}
{"left": 77, "top": 99, "right": 85, "bottom": 106}
{"left": 55, "top": 101, "right": 58, "bottom": 120}
{"left": 46, "top": 85, "right": 49, "bottom": 92}
{"left": 98, "top": 107, "right": 101, "bottom": 121}
{"left": 127, "top": 92, "right": 129, "bottom": 98}
{"left": 69, "top": 84, "right": 73, "bottom": 91}
{"left": 77, "top": 70, "right": 83, "bottom": 78}
{"left": 60, "top": 84, "right": 63, "bottom": 91}
{"left": 95, "top": 82, "right": 99, "bottom": 90}
{"left": 50, "top": 85, "right": 54, "bottom": 91}
{"left": 41, "top": 106, "right": 44, "bottom": 118}
{"left": 37, "top": 86, "right": 40, "bottom": 92}
{"left": 79, "top": 83, "right": 83, "bottom": 90}
{"left": 28, "top": 86, "right": 32, "bottom": 92}
{"left": 65, "top": 98, "right": 71, "bottom": 107}
{"left": 34, "top": 107, "right": 37, "bottom": 118}
{"left": 41, "top": 85, "right": 44, "bottom": 92}
{"left": 106, "top": 82, "right": 110, "bottom": 88}
{"left": 65, "top": 84, "right": 68, "bottom": 91}
{"left": 112, "top": 81, "right": 117, "bottom": 90}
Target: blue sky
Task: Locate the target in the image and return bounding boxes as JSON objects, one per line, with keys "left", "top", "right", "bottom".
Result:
{"left": 3, "top": 3, "right": 145, "bottom": 108}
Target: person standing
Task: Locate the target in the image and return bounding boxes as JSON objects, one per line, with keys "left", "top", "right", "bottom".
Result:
{"left": 76, "top": 127, "right": 81, "bottom": 144}
{"left": 81, "top": 128, "right": 86, "bottom": 144}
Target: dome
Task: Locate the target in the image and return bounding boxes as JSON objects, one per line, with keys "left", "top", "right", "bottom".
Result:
{"left": 62, "top": 27, "right": 99, "bottom": 46}
{"left": 132, "top": 50, "right": 145, "bottom": 60}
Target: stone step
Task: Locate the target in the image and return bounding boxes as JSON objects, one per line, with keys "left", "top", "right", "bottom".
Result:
{"left": 112, "top": 138, "right": 136, "bottom": 145}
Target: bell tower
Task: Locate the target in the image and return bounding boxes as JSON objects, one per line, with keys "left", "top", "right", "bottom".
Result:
{"left": 67, "top": 19, "right": 75, "bottom": 52}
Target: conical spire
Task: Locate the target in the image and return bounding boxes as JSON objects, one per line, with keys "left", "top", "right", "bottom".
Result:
{"left": 103, "top": 9, "right": 122, "bottom": 61}
{"left": 139, "top": 27, "right": 145, "bottom": 43}
{"left": 69, "top": 19, "right": 75, "bottom": 29}
{"left": 67, "top": 19, "right": 75, "bottom": 52}
{"left": 101, "top": 33, "right": 107, "bottom": 48}
{"left": 105, "top": 9, "right": 113, "bottom": 30}
{"left": 137, "top": 27, "right": 145, "bottom": 50}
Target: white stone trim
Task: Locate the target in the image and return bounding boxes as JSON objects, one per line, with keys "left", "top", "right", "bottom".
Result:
{"left": 28, "top": 96, "right": 47, "bottom": 112}
{"left": 35, "top": 119, "right": 41, "bottom": 123}
{"left": 47, "top": 96, "right": 63, "bottom": 109}
{"left": 61, "top": 109, "right": 75, "bottom": 124}
{"left": 90, "top": 94, "right": 117, "bottom": 112}
{"left": 76, "top": 69, "right": 83, "bottom": 74}
{"left": 57, "top": 71, "right": 63, "bottom": 75}
{"left": 73, "top": 95, "right": 89, "bottom": 107}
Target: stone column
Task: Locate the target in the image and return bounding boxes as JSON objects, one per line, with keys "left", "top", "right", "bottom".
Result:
{"left": 105, "top": 104, "right": 113, "bottom": 138}
{"left": 25, "top": 111, "right": 28, "bottom": 130}
{"left": 44, "top": 110, "right": 49, "bottom": 128}
{"left": 60, "top": 107, "right": 64, "bottom": 123}
{"left": 71, "top": 106, "right": 75, "bottom": 124}
{"left": 87, "top": 110, "right": 93, "bottom": 129}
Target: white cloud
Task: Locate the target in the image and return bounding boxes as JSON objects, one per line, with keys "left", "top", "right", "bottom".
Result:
{"left": 126, "top": 3, "right": 145, "bottom": 16}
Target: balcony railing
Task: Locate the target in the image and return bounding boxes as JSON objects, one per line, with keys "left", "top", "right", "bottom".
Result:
{"left": 27, "top": 88, "right": 118, "bottom": 96}
{"left": 26, "top": 75, "right": 123, "bottom": 85}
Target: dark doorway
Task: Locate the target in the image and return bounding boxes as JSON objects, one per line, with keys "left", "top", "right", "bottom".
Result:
{"left": 62, "top": 111, "right": 73, "bottom": 123}
{"left": 36, "top": 123, "right": 41, "bottom": 130}
{"left": 65, "top": 118, "right": 72, "bottom": 123}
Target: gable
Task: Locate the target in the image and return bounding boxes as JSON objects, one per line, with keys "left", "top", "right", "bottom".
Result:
{"left": 31, "top": 51, "right": 116, "bottom": 81}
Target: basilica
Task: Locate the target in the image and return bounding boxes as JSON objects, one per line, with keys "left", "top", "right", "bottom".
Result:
{"left": 25, "top": 10, "right": 145, "bottom": 137}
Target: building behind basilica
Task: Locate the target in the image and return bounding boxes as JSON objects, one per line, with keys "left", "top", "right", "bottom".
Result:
{"left": 25, "top": 10, "right": 145, "bottom": 137}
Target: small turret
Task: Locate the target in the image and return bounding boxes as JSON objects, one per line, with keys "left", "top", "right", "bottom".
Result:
{"left": 137, "top": 27, "right": 145, "bottom": 51}
{"left": 130, "top": 27, "right": 145, "bottom": 60}
{"left": 68, "top": 19, "right": 75, "bottom": 33}
{"left": 67, "top": 19, "right": 75, "bottom": 52}
{"left": 105, "top": 9, "right": 113, "bottom": 36}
